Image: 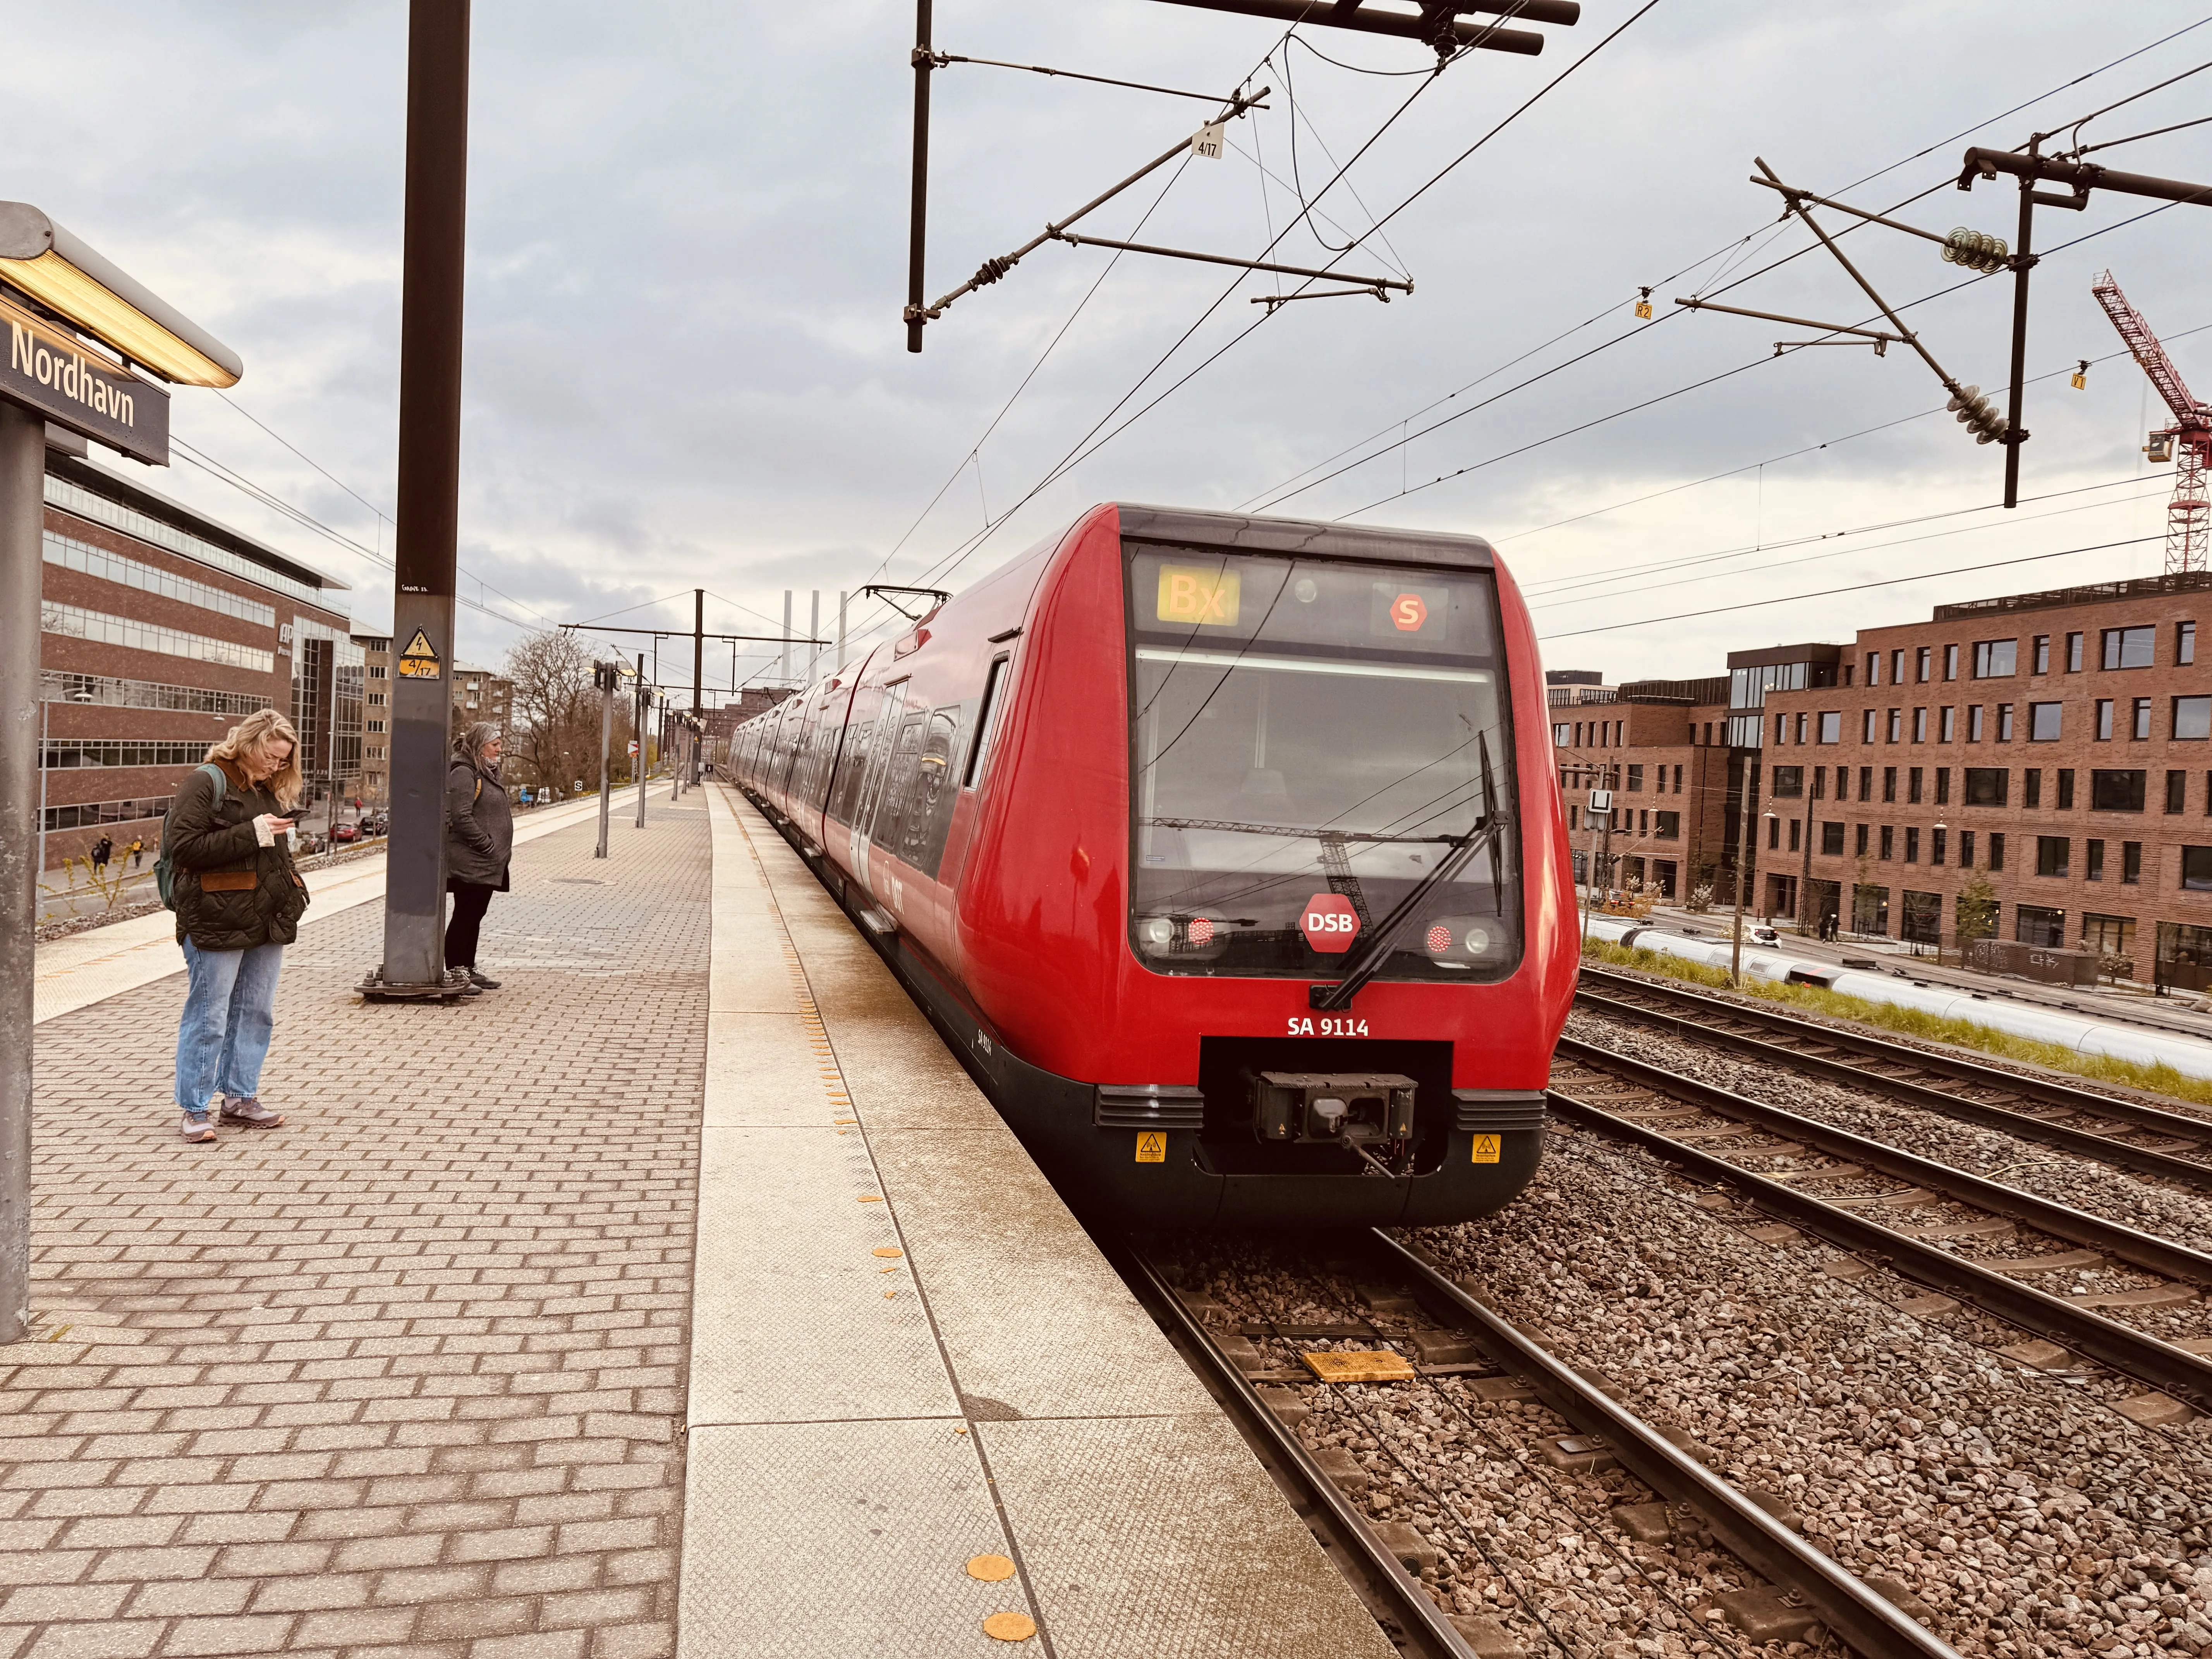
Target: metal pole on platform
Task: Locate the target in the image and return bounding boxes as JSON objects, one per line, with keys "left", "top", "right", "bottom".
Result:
{"left": 780, "top": 591, "right": 792, "bottom": 686}
{"left": 594, "top": 663, "right": 613, "bottom": 859}
{"left": 0, "top": 402, "right": 45, "bottom": 1342}
{"left": 837, "top": 591, "right": 848, "bottom": 673}
{"left": 1730, "top": 754, "right": 1757, "bottom": 987}
{"left": 807, "top": 591, "right": 820, "bottom": 685}
{"left": 690, "top": 590, "right": 704, "bottom": 787}
{"left": 635, "top": 653, "right": 647, "bottom": 829}
{"left": 372, "top": 0, "right": 472, "bottom": 1000}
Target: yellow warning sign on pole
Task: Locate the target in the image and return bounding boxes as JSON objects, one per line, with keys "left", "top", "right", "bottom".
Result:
{"left": 1135, "top": 1131, "right": 1166, "bottom": 1163}
{"left": 1471, "top": 1133, "right": 1501, "bottom": 1164}
{"left": 396, "top": 627, "right": 442, "bottom": 681}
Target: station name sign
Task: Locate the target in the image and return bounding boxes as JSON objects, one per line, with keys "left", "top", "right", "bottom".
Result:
{"left": 0, "top": 291, "right": 168, "bottom": 465}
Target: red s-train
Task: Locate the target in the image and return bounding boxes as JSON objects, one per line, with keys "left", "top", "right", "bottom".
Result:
{"left": 735, "top": 504, "right": 1577, "bottom": 1226}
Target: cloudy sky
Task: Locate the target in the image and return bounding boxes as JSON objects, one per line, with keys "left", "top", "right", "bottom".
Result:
{"left": 14, "top": 2, "right": 2212, "bottom": 691}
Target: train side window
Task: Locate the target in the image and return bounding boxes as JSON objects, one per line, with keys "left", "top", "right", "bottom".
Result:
{"left": 963, "top": 655, "right": 1012, "bottom": 788}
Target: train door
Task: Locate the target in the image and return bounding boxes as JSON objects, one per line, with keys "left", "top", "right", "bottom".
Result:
{"left": 848, "top": 678, "right": 908, "bottom": 894}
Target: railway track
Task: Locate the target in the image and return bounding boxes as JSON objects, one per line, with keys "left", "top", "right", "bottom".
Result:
{"left": 1551, "top": 1035, "right": 2212, "bottom": 1421}
{"left": 1127, "top": 1233, "right": 1957, "bottom": 1659}
{"left": 1577, "top": 964, "right": 2212, "bottom": 1191}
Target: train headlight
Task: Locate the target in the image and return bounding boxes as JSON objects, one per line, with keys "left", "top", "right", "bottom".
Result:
{"left": 1464, "top": 927, "right": 1490, "bottom": 953}
{"left": 1138, "top": 916, "right": 1175, "bottom": 950}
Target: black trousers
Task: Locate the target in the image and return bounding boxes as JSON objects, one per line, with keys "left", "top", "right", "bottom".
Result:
{"left": 445, "top": 882, "right": 497, "bottom": 969}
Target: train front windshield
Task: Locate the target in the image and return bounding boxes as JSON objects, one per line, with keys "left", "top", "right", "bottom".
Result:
{"left": 1125, "top": 544, "right": 1522, "bottom": 982}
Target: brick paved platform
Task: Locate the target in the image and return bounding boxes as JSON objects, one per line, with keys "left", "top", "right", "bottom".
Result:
{"left": 15, "top": 796, "right": 709, "bottom": 1659}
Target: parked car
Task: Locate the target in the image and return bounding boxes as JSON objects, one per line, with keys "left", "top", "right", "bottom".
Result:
{"left": 331, "top": 822, "right": 360, "bottom": 844}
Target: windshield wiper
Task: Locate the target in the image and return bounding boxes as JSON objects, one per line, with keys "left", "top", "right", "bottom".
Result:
{"left": 1310, "top": 733, "right": 1500, "bottom": 1012}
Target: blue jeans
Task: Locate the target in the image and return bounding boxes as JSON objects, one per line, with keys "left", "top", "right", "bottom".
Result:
{"left": 174, "top": 940, "right": 285, "bottom": 1113}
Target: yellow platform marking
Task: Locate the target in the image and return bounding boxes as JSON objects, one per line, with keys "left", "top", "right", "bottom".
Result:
{"left": 966, "top": 1554, "right": 1016, "bottom": 1583}
{"left": 983, "top": 1612, "right": 1037, "bottom": 1642}
{"left": 873, "top": 1247, "right": 903, "bottom": 1259}
{"left": 1135, "top": 1131, "right": 1166, "bottom": 1164}
{"left": 1302, "top": 1350, "right": 1416, "bottom": 1384}
{"left": 1472, "top": 1133, "right": 1501, "bottom": 1164}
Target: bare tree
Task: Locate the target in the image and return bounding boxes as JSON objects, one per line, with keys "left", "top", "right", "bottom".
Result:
{"left": 503, "top": 632, "right": 647, "bottom": 793}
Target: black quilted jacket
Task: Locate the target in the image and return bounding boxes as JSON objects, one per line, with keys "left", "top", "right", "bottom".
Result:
{"left": 168, "top": 759, "right": 309, "bottom": 950}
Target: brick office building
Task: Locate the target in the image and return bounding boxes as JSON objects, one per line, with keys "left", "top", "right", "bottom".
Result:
{"left": 1549, "top": 677, "right": 1735, "bottom": 899}
{"left": 39, "top": 445, "right": 358, "bottom": 871}
{"left": 1763, "top": 572, "right": 2212, "bottom": 984}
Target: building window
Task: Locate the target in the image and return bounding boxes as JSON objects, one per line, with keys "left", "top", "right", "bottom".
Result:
{"left": 2091, "top": 769, "right": 2147, "bottom": 812}
{"left": 1935, "top": 766, "right": 1951, "bottom": 805}
{"left": 366, "top": 720, "right": 385, "bottom": 734}
{"left": 2025, "top": 768, "right": 2042, "bottom": 808}
{"left": 1939, "top": 706, "right": 1955, "bottom": 742}
{"left": 1794, "top": 712, "right": 1807, "bottom": 744}
{"left": 1788, "top": 817, "right": 1801, "bottom": 853}
{"left": 1855, "top": 823, "right": 1870, "bottom": 856}
{"left": 2058, "top": 768, "right": 2075, "bottom": 810}
{"left": 1772, "top": 765, "right": 1803, "bottom": 797}
{"left": 1904, "top": 826, "right": 1920, "bottom": 863}
{"left": 1968, "top": 704, "right": 1984, "bottom": 742}
{"left": 1973, "top": 639, "right": 2017, "bottom": 678}
{"left": 2081, "top": 912, "right": 2135, "bottom": 957}
{"left": 2028, "top": 702, "right": 2062, "bottom": 742}
{"left": 1908, "top": 767, "right": 1924, "bottom": 804}
{"left": 2186, "top": 847, "right": 2212, "bottom": 891}
{"left": 2123, "top": 841, "right": 2142, "bottom": 885}
{"left": 1865, "top": 651, "right": 1880, "bottom": 686}
{"left": 1964, "top": 768, "right": 2008, "bottom": 806}
{"left": 2182, "top": 621, "right": 2198, "bottom": 666}
{"left": 2086, "top": 838, "right": 2105, "bottom": 882}
{"left": 2066, "top": 631, "right": 2084, "bottom": 672}
{"left": 2169, "top": 770, "right": 2188, "bottom": 814}
{"left": 1853, "top": 884, "right": 1891, "bottom": 935}
{"left": 1553, "top": 723, "right": 1570, "bottom": 745}
{"left": 1879, "top": 825, "right": 1895, "bottom": 860}
{"left": 2133, "top": 697, "right": 2152, "bottom": 740}
{"left": 1997, "top": 704, "right": 2014, "bottom": 742}
{"left": 1941, "top": 643, "right": 1959, "bottom": 681}
{"left": 1990, "top": 831, "right": 2006, "bottom": 870}
{"left": 1627, "top": 764, "right": 1644, "bottom": 790}
{"left": 1887, "top": 709, "right": 1902, "bottom": 742}
{"left": 1902, "top": 890, "right": 1942, "bottom": 943}
{"left": 1773, "top": 713, "right": 1786, "bottom": 746}
{"left": 1767, "top": 815, "right": 1780, "bottom": 850}
{"left": 1654, "top": 811, "right": 1679, "bottom": 839}
{"left": 2177, "top": 697, "right": 2212, "bottom": 740}
{"left": 1821, "top": 821, "right": 1844, "bottom": 855}
{"left": 367, "top": 692, "right": 386, "bottom": 707}
{"left": 1862, "top": 709, "right": 1877, "bottom": 742}
{"left": 1916, "top": 647, "right": 1931, "bottom": 682}
{"left": 1892, "top": 649, "right": 1906, "bottom": 686}
{"left": 2033, "top": 634, "right": 2050, "bottom": 675}
{"left": 1883, "top": 766, "right": 1898, "bottom": 804}
{"left": 368, "top": 664, "right": 388, "bottom": 680}
{"left": 2036, "top": 836, "right": 2069, "bottom": 878}
{"left": 2016, "top": 903, "right": 2066, "bottom": 946}
{"left": 1858, "top": 766, "right": 1873, "bottom": 801}
{"left": 1932, "top": 826, "right": 1948, "bottom": 866}
{"left": 1818, "top": 710, "right": 1840, "bottom": 743}
{"left": 1960, "top": 828, "right": 1976, "bottom": 867}
{"left": 2101, "top": 625, "right": 2156, "bottom": 670}
{"left": 2096, "top": 699, "right": 2114, "bottom": 740}
{"left": 1913, "top": 707, "right": 1928, "bottom": 742}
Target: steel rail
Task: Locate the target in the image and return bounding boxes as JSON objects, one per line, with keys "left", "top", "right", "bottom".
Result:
{"left": 1121, "top": 1248, "right": 1477, "bottom": 1659}
{"left": 1369, "top": 1232, "right": 1961, "bottom": 1659}
{"left": 1548, "top": 1047, "right": 2212, "bottom": 1416}
{"left": 1577, "top": 967, "right": 2212, "bottom": 1190}
{"left": 1556, "top": 1034, "right": 2212, "bottom": 1286}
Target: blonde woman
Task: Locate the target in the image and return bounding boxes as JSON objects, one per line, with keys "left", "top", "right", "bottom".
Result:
{"left": 164, "top": 709, "right": 311, "bottom": 1143}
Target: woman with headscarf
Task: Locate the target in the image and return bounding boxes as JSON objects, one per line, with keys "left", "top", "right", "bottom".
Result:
{"left": 166, "top": 709, "right": 309, "bottom": 1143}
{"left": 444, "top": 721, "right": 515, "bottom": 991}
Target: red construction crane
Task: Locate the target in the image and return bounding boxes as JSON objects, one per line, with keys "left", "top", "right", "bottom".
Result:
{"left": 2092, "top": 269, "right": 2212, "bottom": 575}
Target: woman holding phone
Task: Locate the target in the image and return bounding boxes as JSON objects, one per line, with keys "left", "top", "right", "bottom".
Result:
{"left": 165, "top": 709, "right": 311, "bottom": 1143}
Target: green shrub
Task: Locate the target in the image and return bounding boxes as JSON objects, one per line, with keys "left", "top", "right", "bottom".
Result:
{"left": 1578, "top": 937, "right": 2212, "bottom": 1110}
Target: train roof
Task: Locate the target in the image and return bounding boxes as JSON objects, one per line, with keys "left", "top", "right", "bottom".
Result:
{"left": 1113, "top": 503, "right": 1496, "bottom": 571}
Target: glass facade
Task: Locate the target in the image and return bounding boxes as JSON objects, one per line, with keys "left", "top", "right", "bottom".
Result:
{"left": 291, "top": 617, "right": 366, "bottom": 798}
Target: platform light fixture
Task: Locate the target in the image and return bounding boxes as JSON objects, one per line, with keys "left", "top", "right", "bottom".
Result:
{"left": 0, "top": 203, "right": 243, "bottom": 387}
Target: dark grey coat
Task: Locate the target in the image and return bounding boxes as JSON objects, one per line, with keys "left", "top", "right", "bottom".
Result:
{"left": 443, "top": 758, "right": 514, "bottom": 890}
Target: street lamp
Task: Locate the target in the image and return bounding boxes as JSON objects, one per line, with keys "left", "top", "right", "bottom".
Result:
{"left": 0, "top": 202, "right": 241, "bottom": 1350}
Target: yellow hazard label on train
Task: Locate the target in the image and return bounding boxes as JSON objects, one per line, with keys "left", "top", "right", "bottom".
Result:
{"left": 1135, "top": 1131, "right": 1167, "bottom": 1163}
{"left": 1471, "top": 1133, "right": 1501, "bottom": 1164}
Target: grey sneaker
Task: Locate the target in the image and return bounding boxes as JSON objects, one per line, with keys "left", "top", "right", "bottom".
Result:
{"left": 466, "top": 969, "right": 501, "bottom": 989}
{"left": 180, "top": 1112, "right": 215, "bottom": 1143}
{"left": 219, "top": 1097, "right": 285, "bottom": 1129}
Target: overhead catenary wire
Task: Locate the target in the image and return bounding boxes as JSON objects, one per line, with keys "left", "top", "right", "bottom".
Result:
{"left": 1536, "top": 532, "right": 2162, "bottom": 642}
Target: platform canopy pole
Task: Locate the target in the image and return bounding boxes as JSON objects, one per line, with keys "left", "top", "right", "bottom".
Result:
{"left": 371, "top": 0, "right": 474, "bottom": 1000}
